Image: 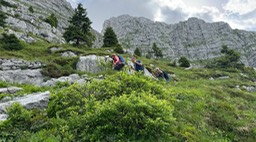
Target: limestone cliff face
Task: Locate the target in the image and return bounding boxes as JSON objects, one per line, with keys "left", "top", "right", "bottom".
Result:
{"left": 103, "top": 15, "right": 256, "bottom": 67}
{"left": 0, "top": 0, "right": 103, "bottom": 46}
{"left": 1, "top": 0, "right": 74, "bottom": 43}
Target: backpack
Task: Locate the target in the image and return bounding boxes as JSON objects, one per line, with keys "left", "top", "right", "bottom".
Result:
{"left": 118, "top": 55, "right": 125, "bottom": 64}
{"left": 135, "top": 60, "right": 144, "bottom": 71}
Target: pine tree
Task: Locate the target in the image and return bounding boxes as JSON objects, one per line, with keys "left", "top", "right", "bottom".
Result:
{"left": 152, "top": 43, "right": 163, "bottom": 58}
{"left": 103, "top": 26, "right": 118, "bottom": 47}
{"left": 63, "top": 3, "right": 95, "bottom": 47}
{"left": 134, "top": 47, "right": 141, "bottom": 56}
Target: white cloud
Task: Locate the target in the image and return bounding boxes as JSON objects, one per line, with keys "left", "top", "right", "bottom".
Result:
{"left": 66, "top": 0, "right": 256, "bottom": 31}
{"left": 224, "top": 0, "right": 256, "bottom": 15}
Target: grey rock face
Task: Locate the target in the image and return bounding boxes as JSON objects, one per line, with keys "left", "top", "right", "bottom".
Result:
{"left": 0, "top": 69, "right": 44, "bottom": 86}
{"left": 0, "top": 91, "right": 50, "bottom": 121}
{"left": 103, "top": 15, "right": 256, "bottom": 67}
{"left": 41, "top": 74, "right": 88, "bottom": 86}
{"left": 0, "top": 58, "right": 43, "bottom": 71}
{"left": 2, "top": 0, "right": 74, "bottom": 43}
{"left": 76, "top": 55, "right": 108, "bottom": 73}
{"left": 0, "top": 87, "right": 22, "bottom": 94}
{"left": 61, "top": 51, "right": 77, "bottom": 57}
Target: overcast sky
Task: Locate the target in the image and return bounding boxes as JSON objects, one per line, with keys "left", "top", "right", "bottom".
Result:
{"left": 67, "top": 0, "right": 256, "bottom": 32}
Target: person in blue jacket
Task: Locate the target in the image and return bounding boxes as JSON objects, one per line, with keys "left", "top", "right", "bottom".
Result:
{"left": 131, "top": 56, "right": 144, "bottom": 73}
{"left": 154, "top": 67, "right": 170, "bottom": 82}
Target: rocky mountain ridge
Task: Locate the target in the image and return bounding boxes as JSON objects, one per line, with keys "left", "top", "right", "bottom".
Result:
{"left": 1, "top": 0, "right": 74, "bottom": 43}
{"left": 0, "top": 0, "right": 103, "bottom": 46}
{"left": 103, "top": 15, "right": 256, "bottom": 67}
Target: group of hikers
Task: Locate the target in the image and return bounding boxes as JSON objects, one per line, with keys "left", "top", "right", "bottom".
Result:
{"left": 110, "top": 54, "right": 170, "bottom": 82}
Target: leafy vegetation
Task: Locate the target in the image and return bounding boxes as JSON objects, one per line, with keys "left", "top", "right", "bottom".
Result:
{"left": 44, "top": 13, "right": 58, "bottom": 28}
{"left": 63, "top": 3, "right": 95, "bottom": 47}
{"left": 0, "top": 10, "right": 7, "bottom": 27}
{"left": 0, "top": 0, "right": 18, "bottom": 8}
{"left": 134, "top": 47, "right": 141, "bottom": 56}
{"left": 28, "top": 6, "right": 34, "bottom": 13}
{"left": 0, "top": 33, "right": 23, "bottom": 51}
{"left": 178, "top": 56, "right": 190, "bottom": 67}
{"left": 206, "top": 45, "right": 244, "bottom": 69}
{"left": 103, "top": 26, "right": 119, "bottom": 47}
{"left": 113, "top": 44, "right": 124, "bottom": 54}
{"left": 152, "top": 42, "right": 163, "bottom": 58}
{"left": 0, "top": 9, "right": 256, "bottom": 141}
{"left": 0, "top": 63, "right": 256, "bottom": 141}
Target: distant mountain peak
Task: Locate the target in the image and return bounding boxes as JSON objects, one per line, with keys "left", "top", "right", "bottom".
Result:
{"left": 102, "top": 15, "right": 256, "bottom": 67}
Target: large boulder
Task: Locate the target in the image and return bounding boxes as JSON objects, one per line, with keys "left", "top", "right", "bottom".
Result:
{"left": 76, "top": 55, "right": 109, "bottom": 73}
{"left": 0, "top": 91, "right": 50, "bottom": 121}
{"left": 0, "top": 87, "right": 23, "bottom": 94}
{"left": 0, "top": 69, "right": 44, "bottom": 86}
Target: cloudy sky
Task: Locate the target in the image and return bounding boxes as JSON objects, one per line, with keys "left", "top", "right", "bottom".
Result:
{"left": 67, "top": 0, "right": 256, "bottom": 32}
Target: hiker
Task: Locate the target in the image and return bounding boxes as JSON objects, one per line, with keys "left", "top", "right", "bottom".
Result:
{"left": 154, "top": 67, "right": 170, "bottom": 82}
{"left": 131, "top": 56, "right": 144, "bottom": 73}
{"left": 111, "top": 54, "right": 125, "bottom": 71}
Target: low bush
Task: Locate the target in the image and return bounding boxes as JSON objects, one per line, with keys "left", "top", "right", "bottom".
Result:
{"left": 0, "top": 33, "right": 23, "bottom": 51}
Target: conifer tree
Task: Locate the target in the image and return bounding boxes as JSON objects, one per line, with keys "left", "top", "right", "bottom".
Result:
{"left": 134, "top": 47, "right": 141, "bottom": 56}
{"left": 63, "top": 3, "right": 94, "bottom": 47}
{"left": 152, "top": 43, "right": 163, "bottom": 58}
{"left": 103, "top": 26, "right": 118, "bottom": 47}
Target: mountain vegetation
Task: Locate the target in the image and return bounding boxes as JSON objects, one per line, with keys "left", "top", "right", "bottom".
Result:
{"left": 63, "top": 3, "right": 95, "bottom": 47}
{"left": 103, "top": 26, "right": 119, "bottom": 47}
{"left": 152, "top": 42, "right": 163, "bottom": 58}
{"left": 44, "top": 13, "right": 58, "bottom": 28}
{"left": 0, "top": 1, "right": 256, "bottom": 142}
{"left": 1, "top": 38, "right": 256, "bottom": 141}
{"left": 134, "top": 47, "right": 142, "bottom": 56}
{"left": 0, "top": 33, "right": 23, "bottom": 51}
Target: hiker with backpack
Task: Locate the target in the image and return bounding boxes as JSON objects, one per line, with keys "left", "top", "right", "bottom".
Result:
{"left": 154, "top": 67, "right": 170, "bottom": 82}
{"left": 131, "top": 56, "right": 144, "bottom": 73}
{"left": 111, "top": 54, "right": 125, "bottom": 71}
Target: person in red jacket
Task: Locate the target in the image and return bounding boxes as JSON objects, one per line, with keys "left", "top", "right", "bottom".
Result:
{"left": 111, "top": 54, "right": 124, "bottom": 70}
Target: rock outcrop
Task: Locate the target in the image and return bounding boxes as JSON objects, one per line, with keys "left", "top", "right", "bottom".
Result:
{"left": 0, "top": 91, "right": 50, "bottom": 121}
{"left": 0, "top": 58, "right": 44, "bottom": 85}
{"left": 103, "top": 15, "right": 256, "bottom": 67}
{"left": 76, "top": 55, "right": 110, "bottom": 73}
{"left": 0, "top": 0, "right": 103, "bottom": 46}
{"left": 1, "top": 0, "right": 74, "bottom": 43}
{"left": 0, "top": 87, "right": 22, "bottom": 94}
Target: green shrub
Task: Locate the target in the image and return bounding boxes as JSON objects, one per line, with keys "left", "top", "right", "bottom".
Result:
{"left": 81, "top": 93, "right": 175, "bottom": 141}
{"left": 47, "top": 72, "right": 176, "bottom": 141}
{"left": 152, "top": 42, "right": 163, "bottom": 58}
{"left": 41, "top": 57, "right": 78, "bottom": 78}
{"left": 28, "top": 6, "right": 34, "bottom": 13}
{"left": 178, "top": 56, "right": 190, "bottom": 67}
{"left": 0, "top": 11, "right": 7, "bottom": 27}
{"left": 206, "top": 45, "right": 244, "bottom": 69}
{"left": 0, "top": 103, "right": 32, "bottom": 140}
{"left": 0, "top": 0, "right": 17, "bottom": 8}
{"left": 114, "top": 44, "right": 124, "bottom": 54}
{"left": 0, "top": 33, "right": 23, "bottom": 51}
{"left": 44, "top": 13, "right": 58, "bottom": 28}
{"left": 134, "top": 47, "right": 141, "bottom": 56}
{"left": 14, "top": 13, "right": 20, "bottom": 18}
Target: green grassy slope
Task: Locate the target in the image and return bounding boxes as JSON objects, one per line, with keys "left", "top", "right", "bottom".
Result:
{"left": 0, "top": 42, "right": 256, "bottom": 141}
